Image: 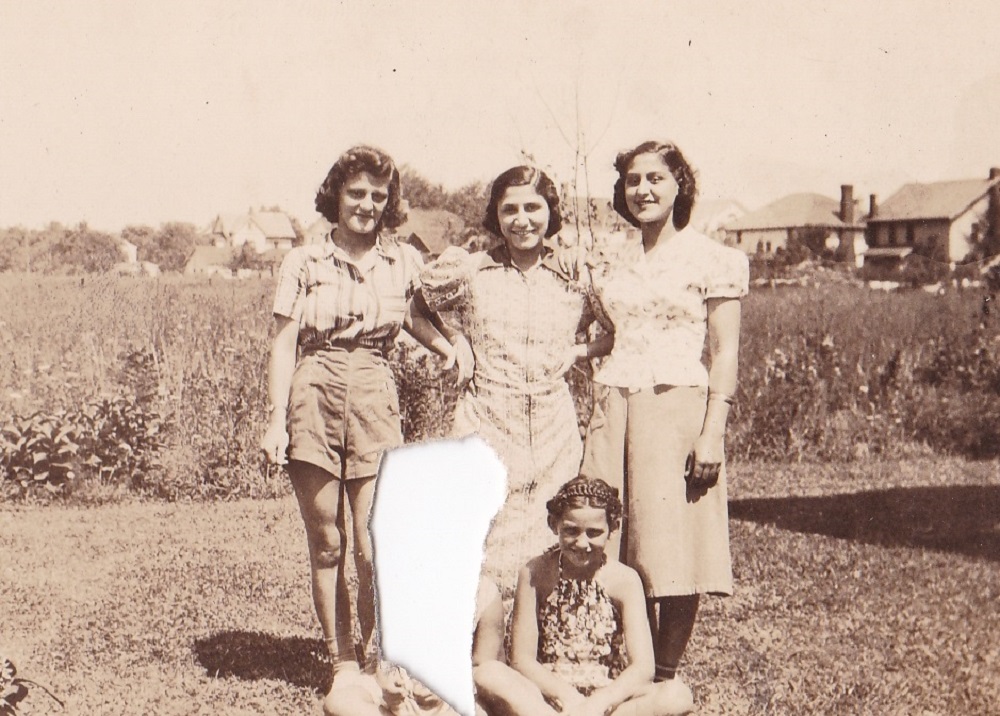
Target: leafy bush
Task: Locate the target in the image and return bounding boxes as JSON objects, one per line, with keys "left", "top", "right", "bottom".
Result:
{"left": 0, "top": 393, "right": 165, "bottom": 498}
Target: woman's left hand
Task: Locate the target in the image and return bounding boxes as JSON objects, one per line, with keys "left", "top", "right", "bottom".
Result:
{"left": 553, "top": 343, "right": 588, "bottom": 379}
{"left": 687, "top": 433, "right": 725, "bottom": 489}
{"left": 448, "top": 333, "right": 475, "bottom": 388}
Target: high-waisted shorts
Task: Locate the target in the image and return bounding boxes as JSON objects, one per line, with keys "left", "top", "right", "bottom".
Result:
{"left": 286, "top": 346, "right": 402, "bottom": 480}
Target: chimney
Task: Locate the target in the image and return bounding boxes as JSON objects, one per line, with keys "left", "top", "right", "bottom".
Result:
{"left": 869, "top": 194, "right": 878, "bottom": 219}
{"left": 840, "top": 185, "right": 855, "bottom": 224}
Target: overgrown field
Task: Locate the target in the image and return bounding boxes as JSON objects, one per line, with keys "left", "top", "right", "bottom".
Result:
{"left": 1, "top": 273, "right": 998, "bottom": 501}
{"left": 2, "top": 458, "right": 997, "bottom": 714}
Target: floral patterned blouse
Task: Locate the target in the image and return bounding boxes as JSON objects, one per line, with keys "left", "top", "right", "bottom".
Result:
{"left": 538, "top": 553, "right": 627, "bottom": 695}
{"left": 588, "top": 227, "right": 749, "bottom": 390}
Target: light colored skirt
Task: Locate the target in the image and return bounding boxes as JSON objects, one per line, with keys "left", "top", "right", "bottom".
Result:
{"left": 581, "top": 384, "right": 733, "bottom": 597}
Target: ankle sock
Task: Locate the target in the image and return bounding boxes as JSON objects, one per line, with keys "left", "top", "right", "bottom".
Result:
{"left": 654, "top": 663, "right": 677, "bottom": 682}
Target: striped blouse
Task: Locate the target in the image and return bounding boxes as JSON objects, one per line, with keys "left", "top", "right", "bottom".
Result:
{"left": 272, "top": 234, "right": 424, "bottom": 355}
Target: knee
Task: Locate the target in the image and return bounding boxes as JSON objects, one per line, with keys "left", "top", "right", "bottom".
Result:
{"left": 473, "top": 660, "right": 508, "bottom": 693}
{"left": 310, "top": 527, "right": 344, "bottom": 569}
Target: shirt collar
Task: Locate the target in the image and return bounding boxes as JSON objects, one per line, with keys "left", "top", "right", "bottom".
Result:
{"left": 478, "top": 243, "right": 573, "bottom": 282}
{"left": 322, "top": 231, "right": 399, "bottom": 263}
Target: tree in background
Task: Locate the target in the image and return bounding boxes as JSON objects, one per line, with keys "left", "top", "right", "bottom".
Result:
{"left": 399, "top": 166, "right": 448, "bottom": 210}
{"left": 137, "top": 222, "right": 208, "bottom": 272}
{"left": 229, "top": 242, "right": 270, "bottom": 273}
{"left": 399, "top": 166, "right": 490, "bottom": 245}
{"left": 51, "top": 223, "right": 123, "bottom": 274}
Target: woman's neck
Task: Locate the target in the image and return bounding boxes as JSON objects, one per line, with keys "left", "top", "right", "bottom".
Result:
{"left": 508, "top": 244, "right": 543, "bottom": 272}
{"left": 641, "top": 216, "right": 678, "bottom": 255}
{"left": 333, "top": 226, "right": 377, "bottom": 261}
{"left": 557, "top": 549, "right": 604, "bottom": 581}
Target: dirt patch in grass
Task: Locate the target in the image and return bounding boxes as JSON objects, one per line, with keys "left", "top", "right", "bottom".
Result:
{"left": 2, "top": 457, "right": 999, "bottom": 714}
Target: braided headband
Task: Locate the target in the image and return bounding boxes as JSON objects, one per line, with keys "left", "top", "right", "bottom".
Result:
{"left": 546, "top": 477, "right": 623, "bottom": 527}
{"left": 554, "top": 479, "right": 620, "bottom": 505}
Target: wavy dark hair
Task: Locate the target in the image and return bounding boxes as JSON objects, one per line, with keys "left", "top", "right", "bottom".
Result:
{"left": 315, "top": 145, "right": 406, "bottom": 230}
{"left": 612, "top": 140, "right": 697, "bottom": 229}
{"left": 546, "top": 476, "right": 622, "bottom": 532}
{"left": 482, "top": 166, "right": 563, "bottom": 239}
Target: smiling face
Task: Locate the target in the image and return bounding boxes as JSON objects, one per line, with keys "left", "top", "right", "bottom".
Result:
{"left": 497, "top": 184, "right": 551, "bottom": 259}
{"left": 623, "top": 152, "right": 680, "bottom": 226}
{"left": 338, "top": 171, "right": 391, "bottom": 238}
{"left": 550, "top": 505, "right": 610, "bottom": 572}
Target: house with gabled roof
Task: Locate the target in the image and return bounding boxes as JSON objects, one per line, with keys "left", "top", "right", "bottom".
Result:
{"left": 397, "top": 207, "right": 464, "bottom": 258}
{"left": 183, "top": 246, "right": 235, "bottom": 277}
{"left": 303, "top": 217, "right": 332, "bottom": 245}
{"left": 723, "top": 185, "right": 864, "bottom": 261}
{"left": 690, "top": 198, "right": 747, "bottom": 244}
{"left": 863, "top": 169, "right": 1000, "bottom": 268}
{"left": 211, "top": 209, "right": 297, "bottom": 252}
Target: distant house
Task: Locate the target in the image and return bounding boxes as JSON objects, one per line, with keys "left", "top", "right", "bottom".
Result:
{"left": 303, "top": 218, "right": 332, "bottom": 245}
{"left": 863, "top": 169, "right": 1000, "bottom": 269}
{"left": 211, "top": 210, "right": 297, "bottom": 252}
{"left": 723, "top": 186, "right": 864, "bottom": 261}
{"left": 396, "top": 207, "right": 464, "bottom": 258}
{"left": 296, "top": 208, "right": 464, "bottom": 258}
{"left": 689, "top": 198, "right": 747, "bottom": 244}
{"left": 184, "top": 246, "right": 235, "bottom": 277}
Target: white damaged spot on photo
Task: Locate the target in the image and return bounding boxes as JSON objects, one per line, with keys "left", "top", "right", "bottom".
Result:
{"left": 372, "top": 437, "right": 506, "bottom": 716}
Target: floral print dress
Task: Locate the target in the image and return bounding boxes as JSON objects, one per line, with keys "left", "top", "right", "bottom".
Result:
{"left": 421, "top": 244, "right": 607, "bottom": 598}
{"left": 538, "top": 553, "right": 627, "bottom": 695}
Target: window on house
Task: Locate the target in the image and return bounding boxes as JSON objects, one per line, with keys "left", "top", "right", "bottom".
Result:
{"left": 906, "top": 223, "right": 915, "bottom": 245}
{"left": 765, "top": 241, "right": 772, "bottom": 253}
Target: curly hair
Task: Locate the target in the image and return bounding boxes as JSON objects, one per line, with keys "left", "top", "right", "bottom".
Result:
{"left": 315, "top": 145, "right": 406, "bottom": 230}
{"left": 546, "top": 476, "right": 623, "bottom": 532}
{"left": 612, "top": 140, "right": 697, "bottom": 230}
{"left": 482, "top": 166, "right": 563, "bottom": 239}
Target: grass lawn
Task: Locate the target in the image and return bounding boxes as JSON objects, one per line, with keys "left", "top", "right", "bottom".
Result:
{"left": 2, "top": 457, "right": 999, "bottom": 715}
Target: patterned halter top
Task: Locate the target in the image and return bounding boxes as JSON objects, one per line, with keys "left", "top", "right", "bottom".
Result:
{"left": 537, "top": 551, "right": 628, "bottom": 695}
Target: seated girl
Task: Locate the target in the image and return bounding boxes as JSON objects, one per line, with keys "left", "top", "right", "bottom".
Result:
{"left": 496, "top": 477, "right": 693, "bottom": 716}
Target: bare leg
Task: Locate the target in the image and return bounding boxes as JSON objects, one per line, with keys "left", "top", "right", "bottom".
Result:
{"left": 346, "top": 475, "right": 378, "bottom": 670}
{"left": 610, "top": 681, "right": 694, "bottom": 716}
{"left": 289, "top": 462, "right": 355, "bottom": 677}
{"left": 473, "top": 661, "right": 559, "bottom": 716}
{"left": 650, "top": 595, "right": 700, "bottom": 680}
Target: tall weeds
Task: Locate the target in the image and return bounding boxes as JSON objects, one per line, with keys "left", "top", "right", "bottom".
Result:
{"left": 1, "top": 275, "right": 997, "bottom": 502}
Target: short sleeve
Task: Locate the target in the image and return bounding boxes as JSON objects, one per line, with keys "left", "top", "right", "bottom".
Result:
{"left": 419, "top": 245, "right": 475, "bottom": 312}
{"left": 580, "top": 263, "right": 615, "bottom": 334}
{"left": 396, "top": 242, "right": 426, "bottom": 301}
{"left": 706, "top": 244, "right": 750, "bottom": 299}
{"left": 272, "top": 247, "right": 307, "bottom": 320}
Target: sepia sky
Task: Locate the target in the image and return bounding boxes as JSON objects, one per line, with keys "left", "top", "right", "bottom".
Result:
{"left": 2, "top": 0, "right": 1000, "bottom": 232}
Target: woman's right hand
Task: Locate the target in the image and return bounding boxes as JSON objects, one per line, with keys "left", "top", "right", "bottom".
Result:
{"left": 555, "top": 245, "right": 588, "bottom": 281}
{"left": 260, "top": 419, "right": 289, "bottom": 466}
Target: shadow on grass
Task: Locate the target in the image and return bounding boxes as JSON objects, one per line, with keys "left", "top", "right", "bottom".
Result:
{"left": 730, "top": 485, "right": 1000, "bottom": 561}
{"left": 193, "top": 631, "right": 330, "bottom": 694}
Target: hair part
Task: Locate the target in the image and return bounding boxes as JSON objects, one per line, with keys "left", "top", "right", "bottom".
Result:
{"left": 482, "top": 166, "right": 563, "bottom": 239}
{"left": 612, "top": 140, "right": 697, "bottom": 229}
{"left": 546, "top": 476, "right": 622, "bottom": 532}
{"left": 315, "top": 145, "right": 406, "bottom": 230}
